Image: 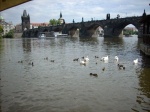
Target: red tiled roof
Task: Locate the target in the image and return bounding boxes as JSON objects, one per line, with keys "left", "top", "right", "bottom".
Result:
{"left": 31, "top": 22, "right": 49, "bottom": 26}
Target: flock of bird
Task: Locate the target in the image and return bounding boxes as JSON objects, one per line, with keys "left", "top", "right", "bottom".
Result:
{"left": 75, "top": 55, "right": 138, "bottom": 65}
{"left": 17, "top": 55, "right": 138, "bottom": 77}
{"left": 72, "top": 55, "right": 138, "bottom": 77}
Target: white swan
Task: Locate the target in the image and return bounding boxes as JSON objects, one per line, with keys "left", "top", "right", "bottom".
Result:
{"left": 84, "top": 56, "right": 89, "bottom": 62}
{"left": 133, "top": 58, "right": 138, "bottom": 64}
{"left": 80, "top": 59, "right": 86, "bottom": 65}
{"left": 115, "top": 56, "right": 119, "bottom": 61}
{"left": 101, "top": 56, "right": 109, "bottom": 61}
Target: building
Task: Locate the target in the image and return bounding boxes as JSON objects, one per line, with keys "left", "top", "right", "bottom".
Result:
{"left": 21, "top": 10, "right": 30, "bottom": 31}
{"left": 30, "top": 22, "right": 49, "bottom": 29}
{"left": 139, "top": 10, "right": 150, "bottom": 56}
{"left": 15, "top": 10, "right": 50, "bottom": 33}
{"left": 15, "top": 10, "right": 65, "bottom": 33}
{"left": 58, "top": 12, "right": 65, "bottom": 24}
{"left": 15, "top": 23, "right": 22, "bottom": 33}
{"left": 140, "top": 10, "right": 150, "bottom": 37}
{"left": 0, "top": 15, "right": 14, "bottom": 35}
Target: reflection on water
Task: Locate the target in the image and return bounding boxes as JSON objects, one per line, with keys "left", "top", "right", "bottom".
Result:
{"left": 0, "top": 36, "right": 150, "bottom": 112}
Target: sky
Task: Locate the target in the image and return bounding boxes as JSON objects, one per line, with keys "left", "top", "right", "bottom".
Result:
{"left": 1, "top": 0, "right": 150, "bottom": 25}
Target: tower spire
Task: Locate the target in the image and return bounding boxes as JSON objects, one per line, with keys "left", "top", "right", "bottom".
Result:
{"left": 143, "top": 9, "right": 146, "bottom": 17}
{"left": 23, "top": 10, "right": 27, "bottom": 17}
{"left": 60, "top": 12, "right": 62, "bottom": 18}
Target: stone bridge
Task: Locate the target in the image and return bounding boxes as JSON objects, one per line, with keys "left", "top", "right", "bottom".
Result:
{"left": 22, "top": 16, "right": 142, "bottom": 38}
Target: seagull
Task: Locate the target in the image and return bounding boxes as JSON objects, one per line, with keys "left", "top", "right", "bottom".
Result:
{"left": 133, "top": 58, "right": 138, "bottom": 64}
{"left": 115, "top": 56, "right": 119, "bottom": 62}
{"left": 101, "top": 56, "right": 109, "bottom": 61}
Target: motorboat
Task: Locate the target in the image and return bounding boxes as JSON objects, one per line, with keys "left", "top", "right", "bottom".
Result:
{"left": 56, "top": 34, "right": 68, "bottom": 38}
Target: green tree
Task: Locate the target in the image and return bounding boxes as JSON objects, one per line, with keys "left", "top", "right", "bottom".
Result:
{"left": 0, "top": 25, "right": 4, "bottom": 38}
{"left": 49, "top": 19, "right": 61, "bottom": 26}
{"left": 57, "top": 20, "right": 61, "bottom": 25}
{"left": 3, "top": 29, "right": 14, "bottom": 38}
{"left": 49, "top": 19, "right": 57, "bottom": 26}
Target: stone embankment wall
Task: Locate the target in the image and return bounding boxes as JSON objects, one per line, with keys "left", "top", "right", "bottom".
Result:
{"left": 14, "top": 33, "right": 22, "bottom": 38}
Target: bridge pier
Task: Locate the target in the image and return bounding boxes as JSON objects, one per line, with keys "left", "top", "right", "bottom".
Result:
{"left": 104, "top": 26, "right": 123, "bottom": 38}
{"left": 90, "top": 27, "right": 100, "bottom": 38}
{"left": 79, "top": 26, "right": 100, "bottom": 38}
{"left": 69, "top": 29, "right": 79, "bottom": 37}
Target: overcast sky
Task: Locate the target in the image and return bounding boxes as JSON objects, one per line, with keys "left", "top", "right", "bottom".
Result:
{"left": 1, "top": 0, "right": 150, "bottom": 25}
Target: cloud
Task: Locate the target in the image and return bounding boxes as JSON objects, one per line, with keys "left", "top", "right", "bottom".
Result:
{"left": 1, "top": 0, "right": 150, "bottom": 25}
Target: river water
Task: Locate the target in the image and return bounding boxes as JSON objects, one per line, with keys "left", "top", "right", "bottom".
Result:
{"left": 0, "top": 36, "right": 150, "bottom": 112}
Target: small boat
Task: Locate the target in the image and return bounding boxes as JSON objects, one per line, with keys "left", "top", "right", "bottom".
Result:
{"left": 56, "top": 34, "right": 68, "bottom": 38}
{"left": 38, "top": 32, "right": 56, "bottom": 38}
{"left": 39, "top": 34, "right": 45, "bottom": 38}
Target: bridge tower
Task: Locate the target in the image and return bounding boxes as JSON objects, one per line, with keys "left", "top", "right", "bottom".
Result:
{"left": 106, "top": 13, "right": 110, "bottom": 20}
{"left": 21, "top": 10, "right": 30, "bottom": 31}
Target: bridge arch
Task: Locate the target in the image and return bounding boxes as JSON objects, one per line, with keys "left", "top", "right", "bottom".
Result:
{"left": 83, "top": 23, "right": 104, "bottom": 37}
{"left": 110, "top": 19, "right": 141, "bottom": 37}
{"left": 123, "top": 24, "right": 138, "bottom": 37}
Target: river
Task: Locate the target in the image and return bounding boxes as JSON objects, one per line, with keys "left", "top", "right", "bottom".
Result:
{"left": 0, "top": 36, "right": 150, "bottom": 112}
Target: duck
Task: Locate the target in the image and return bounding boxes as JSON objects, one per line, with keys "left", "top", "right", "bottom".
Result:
{"left": 118, "top": 64, "right": 123, "bottom": 67}
{"left": 95, "top": 56, "right": 99, "bottom": 58}
{"left": 28, "top": 62, "right": 34, "bottom": 66}
{"left": 18, "top": 60, "right": 23, "bottom": 63}
{"left": 133, "top": 58, "right": 138, "bottom": 64}
{"left": 73, "top": 58, "right": 79, "bottom": 61}
{"left": 101, "top": 56, "right": 109, "bottom": 61}
{"left": 115, "top": 56, "right": 119, "bottom": 62}
{"left": 90, "top": 73, "right": 93, "bottom": 76}
{"left": 102, "top": 67, "right": 105, "bottom": 71}
{"left": 81, "top": 56, "right": 84, "bottom": 59}
{"left": 92, "top": 73, "right": 98, "bottom": 77}
{"left": 89, "top": 73, "right": 98, "bottom": 77}
{"left": 32, "top": 62, "right": 34, "bottom": 66}
{"left": 118, "top": 64, "right": 125, "bottom": 70}
{"left": 50, "top": 60, "right": 55, "bottom": 62}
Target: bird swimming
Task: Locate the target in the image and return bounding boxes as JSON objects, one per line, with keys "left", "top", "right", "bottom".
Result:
{"left": 101, "top": 56, "right": 109, "bottom": 61}
{"left": 102, "top": 67, "right": 105, "bottom": 71}
{"left": 115, "top": 56, "right": 119, "bottom": 62}
{"left": 133, "top": 58, "right": 138, "bottom": 64}
{"left": 84, "top": 56, "right": 89, "bottom": 62}
{"left": 73, "top": 58, "right": 79, "bottom": 61}
{"left": 50, "top": 60, "right": 55, "bottom": 62}
{"left": 118, "top": 64, "right": 125, "bottom": 70}
{"left": 80, "top": 59, "right": 86, "bottom": 65}
{"left": 89, "top": 73, "right": 98, "bottom": 77}
{"left": 95, "top": 56, "right": 99, "bottom": 58}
